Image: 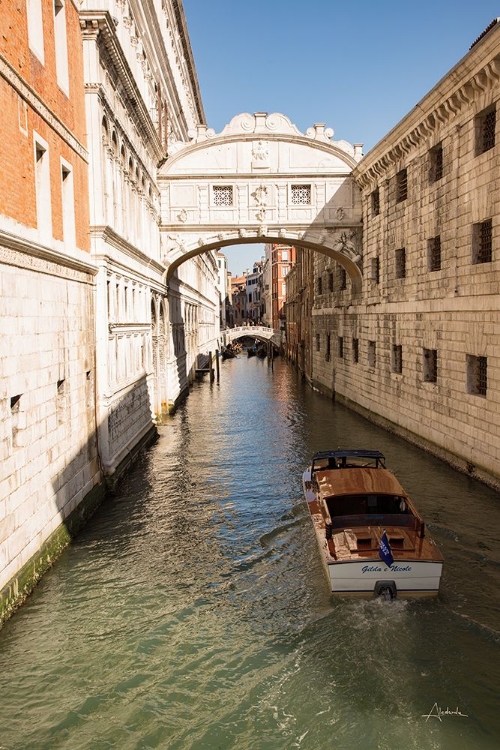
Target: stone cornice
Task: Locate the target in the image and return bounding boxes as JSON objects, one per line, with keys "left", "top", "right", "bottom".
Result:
{"left": 353, "top": 25, "right": 500, "bottom": 190}
{"left": 0, "top": 54, "right": 88, "bottom": 161}
{"left": 90, "top": 225, "right": 165, "bottom": 277}
{"left": 0, "top": 228, "right": 97, "bottom": 281}
{"left": 170, "top": 0, "right": 205, "bottom": 125}
{"left": 79, "top": 11, "right": 163, "bottom": 160}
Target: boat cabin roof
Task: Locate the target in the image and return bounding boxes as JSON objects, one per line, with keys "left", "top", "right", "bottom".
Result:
{"left": 315, "top": 467, "right": 408, "bottom": 500}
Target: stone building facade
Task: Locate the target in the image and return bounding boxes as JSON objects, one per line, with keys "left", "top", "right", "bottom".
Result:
{"left": 0, "top": 0, "right": 100, "bottom": 621}
{"left": 287, "top": 19, "right": 500, "bottom": 488}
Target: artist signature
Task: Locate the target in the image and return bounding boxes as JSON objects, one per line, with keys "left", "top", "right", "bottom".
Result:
{"left": 422, "top": 702, "right": 468, "bottom": 722}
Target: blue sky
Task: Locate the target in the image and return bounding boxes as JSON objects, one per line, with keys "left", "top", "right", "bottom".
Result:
{"left": 182, "top": 0, "right": 500, "bottom": 275}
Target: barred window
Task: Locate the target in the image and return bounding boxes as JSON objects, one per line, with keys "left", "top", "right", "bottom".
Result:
{"left": 423, "top": 349, "right": 438, "bottom": 383}
{"left": 467, "top": 355, "right": 487, "bottom": 397}
{"left": 368, "top": 340, "right": 376, "bottom": 368}
{"left": 352, "top": 338, "right": 359, "bottom": 363}
{"left": 291, "top": 184, "right": 311, "bottom": 205}
{"left": 472, "top": 219, "right": 492, "bottom": 264}
{"left": 428, "top": 235, "right": 441, "bottom": 271}
{"left": 326, "top": 334, "right": 331, "bottom": 362}
{"left": 370, "top": 257, "right": 380, "bottom": 284}
{"left": 338, "top": 267, "right": 347, "bottom": 290}
{"left": 213, "top": 185, "right": 233, "bottom": 206}
{"left": 476, "top": 107, "right": 496, "bottom": 155}
{"left": 328, "top": 271, "right": 334, "bottom": 292}
{"left": 429, "top": 143, "right": 443, "bottom": 182}
{"left": 371, "top": 188, "right": 380, "bottom": 216}
{"left": 315, "top": 333, "right": 320, "bottom": 352}
{"left": 396, "top": 168, "right": 408, "bottom": 203}
{"left": 338, "top": 336, "right": 344, "bottom": 359}
{"left": 317, "top": 276, "right": 323, "bottom": 295}
{"left": 395, "top": 247, "right": 406, "bottom": 279}
{"left": 392, "top": 344, "right": 402, "bottom": 374}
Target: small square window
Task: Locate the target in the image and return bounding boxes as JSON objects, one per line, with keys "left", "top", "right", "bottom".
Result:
{"left": 371, "top": 188, "right": 380, "bottom": 216}
{"left": 429, "top": 143, "right": 443, "bottom": 182}
{"left": 423, "top": 349, "right": 438, "bottom": 383}
{"left": 475, "top": 107, "right": 496, "bottom": 156}
{"left": 427, "top": 236, "right": 441, "bottom": 271}
{"left": 213, "top": 185, "right": 233, "bottom": 206}
{"left": 396, "top": 169, "right": 408, "bottom": 203}
{"left": 291, "top": 184, "right": 311, "bottom": 205}
{"left": 472, "top": 220, "right": 492, "bottom": 264}
{"left": 467, "top": 354, "right": 487, "bottom": 397}
{"left": 352, "top": 338, "right": 359, "bottom": 364}
{"left": 395, "top": 247, "right": 406, "bottom": 279}
{"left": 392, "top": 344, "right": 402, "bottom": 374}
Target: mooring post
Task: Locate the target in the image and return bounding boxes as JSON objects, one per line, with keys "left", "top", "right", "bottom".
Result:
{"left": 215, "top": 349, "right": 220, "bottom": 381}
{"left": 209, "top": 350, "right": 214, "bottom": 382}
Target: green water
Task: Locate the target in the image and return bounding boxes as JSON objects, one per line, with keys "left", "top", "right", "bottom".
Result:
{"left": 0, "top": 357, "right": 499, "bottom": 749}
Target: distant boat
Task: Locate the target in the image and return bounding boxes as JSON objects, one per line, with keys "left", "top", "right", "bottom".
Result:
{"left": 302, "top": 449, "right": 443, "bottom": 599}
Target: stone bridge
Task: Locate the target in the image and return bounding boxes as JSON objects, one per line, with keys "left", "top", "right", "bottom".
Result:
{"left": 159, "top": 112, "right": 364, "bottom": 291}
{"left": 222, "top": 326, "right": 282, "bottom": 347}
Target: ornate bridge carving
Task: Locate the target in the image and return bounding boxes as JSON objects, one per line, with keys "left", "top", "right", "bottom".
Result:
{"left": 159, "top": 113, "right": 364, "bottom": 292}
{"left": 222, "top": 326, "right": 282, "bottom": 347}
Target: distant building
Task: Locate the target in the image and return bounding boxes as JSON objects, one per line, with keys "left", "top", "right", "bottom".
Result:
{"left": 216, "top": 251, "right": 229, "bottom": 326}
{"left": 265, "top": 243, "right": 296, "bottom": 329}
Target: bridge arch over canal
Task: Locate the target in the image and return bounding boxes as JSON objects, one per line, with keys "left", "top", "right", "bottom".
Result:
{"left": 222, "top": 325, "right": 282, "bottom": 348}
{"left": 159, "top": 112, "right": 364, "bottom": 291}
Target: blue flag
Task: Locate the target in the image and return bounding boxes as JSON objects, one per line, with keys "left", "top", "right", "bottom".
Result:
{"left": 379, "top": 531, "right": 394, "bottom": 567}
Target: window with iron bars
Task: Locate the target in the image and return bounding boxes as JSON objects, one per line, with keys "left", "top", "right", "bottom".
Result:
{"left": 368, "top": 340, "right": 376, "bottom": 368}
{"left": 371, "top": 188, "right": 380, "bottom": 216}
{"left": 352, "top": 338, "right": 359, "bottom": 364}
{"left": 338, "top": 267, "right": 347, "bottom": 290}
{"left": 315, "top": 333, "right": 320, "bottom": 351}
{"left": 317, "top": 276, "right": 323, "bottom": 294}
{"left": 467, "top": 354, "right": 487, "bottom": 397}
{"left": 429, "top": 143, "right": 443, "bottom": 182}
{"left": 326, "top": 334, "right": 331, "bottom": 362}
{"left": 396, "top": 168, "right": 408, "bottom": 203}
{"left": 328, "top": 271, "right": 334, "bottom": 292}
{"left": 395, "top": 247, "right": 406, "bottom": 279}
{"left": 213, "top": 185, "right": 233, "bottom": 206}
{"left": 338, "top": 336, "right": 344, "bottom": 359}
{"left": 472, "top": 219, "right": 492, "bottom": 264}
{"left": 291, "top": 184, "right": 311, "bottom": 205}
{"left": 475, "top": 106, "right": 496, "bottom": 156}
{"left": 427, "top": 235, "right": 441, "bottom": 271}
{"left": 423, "top": 349, "right": 438, "bottom": 383}
{"left": 370, "top": 257, "right": 380, "bottom": 284}
{"left": 391, "top": 344, "right": 402, "bottom": 374}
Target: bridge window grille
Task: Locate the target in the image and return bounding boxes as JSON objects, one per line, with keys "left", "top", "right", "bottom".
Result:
{"left": 396, "top": 168, "right": 408, "bottom": 203}
{"left": 476, "top": 106, "right": 496, "bottom": 155}
{"left": 423, "top": 349, "right": 438, "bottom": 382}
{"left": 371, "top": 188, "right": 380, "bottom": 216}
{"left": 427, "top": 235, "right": 441, "bottom": 271}
{"left": 291, "top": 184, "right": 311, "bottom": 205}
{"left": 472, "top": 219, "right": 492, "bottom": 264}
{"left": 467, "top": 354, "right": 487, "bottom": 397}
{"left": 392, "top": 344, "right": 403, "bottom": 374}
{"left": 338, "top": 336, "right": 344, "bottom": 359}
{"left": 352, "top": 338, "right": 359, "bottom": 363}
{"left": 213, "top": 185, "right": 233, "bottom": 206}
{"left": 395, "top": 247, "right": 406, "bottom": 279}
{"left": 429, "top": 143, "right": 443, "bottom": 182}
{"left": 368, "top": 340, "right": 376, "bottom": 368}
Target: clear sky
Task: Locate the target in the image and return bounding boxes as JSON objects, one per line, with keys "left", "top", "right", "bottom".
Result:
{"left": 182, "top": 0, "right": 500, "bottom": 275}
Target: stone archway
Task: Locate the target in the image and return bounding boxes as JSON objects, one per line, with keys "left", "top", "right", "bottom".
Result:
{"left": 158, "top": 112, "right": 364, "bottom": 291}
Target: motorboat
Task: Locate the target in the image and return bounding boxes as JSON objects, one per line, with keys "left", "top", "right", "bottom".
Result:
{"left": 302, "top": 449, "right": 443, "bottom": 598}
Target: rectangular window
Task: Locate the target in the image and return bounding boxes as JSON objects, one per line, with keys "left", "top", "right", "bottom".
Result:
{"left": 370, "top": 257, "right": 380, "bottom": 284}
{"left": 392, "top": 344, "right": 402, "bottom": 374}
{"left": 371, "top": 188, "right": 380, "bottom": 216}
{"left": 338, "top": 267, "right": 347, "bottom": 290}
{"left": 472, "top": 219, "right": 492, "bottom": 264}
{"left": 395, "top": 247, "right": 406, "bottom": 279}
{"left": 427, "top": 235, "right": 441, "bottom": 272}
{"left": 54, "top": 0, "right": 69, "bottom": 94}
{"left": 396, "top": 168, "right": 408, "bottom": 203}
{"left": 10, "top": 394, "right": 22, "bottom": 449}
{"left": 368, "top": 340, "right": 376, "bottom": 368}
{"left": 281, "top": 250, "right": 288, "bottom": 261}
{"left": 317, "top": 276, "right": 323, "bottom": 295}
{"left": 328, "top": 271, "right": 334, "bottom": 292}
{"left": 27, "top": 0, "right": 44, "bottom": 63}
{"left": 326, "top": 334, "right": 331, "bottom": 362}
{"left": 315, "top": 334, "right": 320, "bottom": 352}
{"left": 57, "top": 378, "right": 67, "bottom": 423}
{"left": 476, "top": 106, "right": 496, "bottom": 155}
{"left": 34, "top": 135, "right": 52, "bottom": 242}
{"left": 352, "top": 338, "right": 359, "bottom": 364}
{"left": 282, "top": 266, "right": 290, "bottom": 277}
{"left": 338, "top": 336, "right": 344, "bottom": 359}
{"left": 213, "top": 185, "right": 233, "bottom": 206}
{"left": 429, "top": 143, "right": 443, "bottom": 182}
{"left": 291, "top": 184, "right": 311, "bottom": 205}
{"left": 467, "top": 355, "right": 487, "bottom": 397}
{"left": 423, "top": 349, "right": 438, "bottom": 383}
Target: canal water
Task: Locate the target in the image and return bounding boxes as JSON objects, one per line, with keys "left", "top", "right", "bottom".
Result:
{"left": 1, "top": 357, "right": 499, "bottom": 750}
